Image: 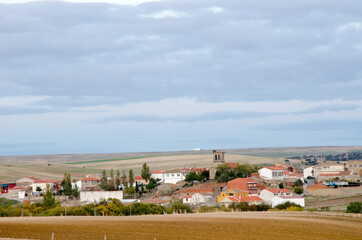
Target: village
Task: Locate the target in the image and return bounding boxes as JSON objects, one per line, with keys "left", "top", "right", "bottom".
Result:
{"left": 0, "top": 150, "right": 361, "bottom": 214}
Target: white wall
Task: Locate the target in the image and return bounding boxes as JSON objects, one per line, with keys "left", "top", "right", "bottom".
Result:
{"left": 163, "top": 172, "right": 185, "bottom": 184}
{"left": 303, "top": 166, "right": 314, "bottom": 178}
{"left": 272, "top": 197, "right": 305, "bottom": 208}
{"left": 80, "top": 191, "right": 123, "bottom": 203}
{"left": 259, "top": 168, "right": 284, "bottom": 180}
{"left": 258, "top": 190, "right": 274, "bottom": 205}
{"left": 151, "top": 173, "right": 164, "bottom": 182}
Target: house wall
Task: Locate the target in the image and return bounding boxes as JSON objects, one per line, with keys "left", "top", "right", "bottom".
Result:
{"left": 272, "top": 197, "right": 305, "bottom": 208}
{"left": 259, "top": 168, "right": 284, "bottom": 180}
{"left": 303, "top": 167, "right": 314, "bottom": 178}
{"left": 346, "top": 161, "right": 362, "bottom": 174}
{"left": 80, "top": 191, "right": 123, "bottom": 203}
{"left": 258, "top": 190, "right": 275, "bottom": 205}
{"left": 31, "top": 183, "right": 54, "bottom": 193}
{"left": 151, "top": 173, "right": 164, "bottom": 181}
{"left": 314, "top": 165, "right": 345, "bottom": 178}
{"left": 163, "top": 173, "right": 184, "bottom": 184}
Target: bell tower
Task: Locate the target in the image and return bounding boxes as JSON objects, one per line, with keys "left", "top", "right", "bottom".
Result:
{"left": 210, "top": 150, "right": 225, "bottom": 179}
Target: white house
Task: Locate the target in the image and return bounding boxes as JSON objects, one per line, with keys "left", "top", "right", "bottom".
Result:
{"left": 303, "top": 166, "right": 314, "bottom": 178}
{"left": 31, "top": 180, "right": 58, "bottom": 193}
{"left": 259, "top": 189, "right": 292, "bottom": 205}
{"left": 151, "top": 170, "right": 165, "bottom": 182}
{"left": 183, "top": 193, "right": 213, "bottom": 205}
{"left": 314, "top": 162, "right": 345, "bottom": 179}
{"left": 258, "top": 166, "right": 285, "bottom": 180}
{"left": 163, "top": 169, "right": 185, "bottom": 184}
{"left": 271, "top": 195, "right": 305, "bottom": 208}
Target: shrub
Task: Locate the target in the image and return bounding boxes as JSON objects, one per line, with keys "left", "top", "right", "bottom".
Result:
{"left": 294, "top": 187, "right": 304, "bottom": 195}
{"left": 347, "top": 202, "right": 362, "bottom": 213}
{"left": 275, "top": 201, "right": 302, "bottom": 210}
{"left": 286, "top": 206, "right": 304, "bottom": 211}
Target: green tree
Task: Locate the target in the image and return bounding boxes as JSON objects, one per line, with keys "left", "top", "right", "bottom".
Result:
{"left": 100, "top": 170, "right": 108, "bottom": 191}
{"left": 72, "top": 180, "right": 80, "bottom": 199}
{"left": 141, "top": 163, "right": 151, "bottom": 182}
{"left": 62, "top": 173, "right": 73, "bottom": 196}
{"left": 42, "top": 184, "right": 56, "bottom": 208}
{"left": 279, "top": 182, "right": 284, "bottom": 189}
{"left": 116, "top": 169, "right": 121, "bottom": 190}
{"left": 216, "top": 164, "right": 231, "bottom": 175}
{"left": 129, "top": 169, "right": 135, "bottom": 187}
{"left": 347, "top": 202, "right": 362, "bottom": 213}
{"left": 36, "top": 186, "right": 42, "bottom": 192}
{"left": 294, "top": 187, "right": 304, "bottom": 195}
{"left": 135, "top": 181, "right": 139, "bottom": 193}
{"left": 185, "top": 171, "right": 198, "bottom": 182}
{"left": 122, "top": 171, "right": 128, "bottom": 190}
{"left": 294, "top": 179, "right": 303, "bottom": 187}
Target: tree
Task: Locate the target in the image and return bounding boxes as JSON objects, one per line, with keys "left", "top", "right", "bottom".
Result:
{"left": 129, "top": 169, "right": 135, "bottom": 187}
{"left": 347, "top": 202, "right": 362, "bottom": 213}
{"left": 72, "top": 180, "right": 80, "bottom": 199}
{"left": 279, "top": 182, "right": 284, "bottom": 189}
{"left": 36, "top": 186, "right": 42, "bottom": 192}
{"left": 62, "top": 173, "right": 72, "bottom": 196}
{"left": 185, "top": 171, "right": 198, "bottom": 183}
{"left": 294, "top": 179, "right": 303, "bottom": 187}
{"left": 141, "top": 163, "right": 151, "bottom": 182}
{"left": 100, "top": 170, "right": 108, "bottom": 191}
{"left": 135, "top": 181, "right": 139, "bottom": 193}
{"left": 42, "top": 184, "right": 56, "bottom": 208}
{"left": 116, "top": 169, "right": 121, "bottom": 190}
{"left": 294, "top": 187, "right": 303, "bottom": 195}
{"left": 122, "top": 171, "right": 128, "bottom": 190}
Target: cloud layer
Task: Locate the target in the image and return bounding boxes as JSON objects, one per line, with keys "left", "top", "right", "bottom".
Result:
{"left": 0, "top": 0, "right": 362, "bottom": 155}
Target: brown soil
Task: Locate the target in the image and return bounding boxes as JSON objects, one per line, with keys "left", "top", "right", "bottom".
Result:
{"left": 306, "top": 195, "right": 362, "bottom": 208}
{"left": 0, "top": 212, "right": 361, "bottom": 240}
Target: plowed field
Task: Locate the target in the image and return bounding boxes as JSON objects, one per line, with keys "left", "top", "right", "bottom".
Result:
{"left": 0, "top": 212, "right": 361, "bottom": 240}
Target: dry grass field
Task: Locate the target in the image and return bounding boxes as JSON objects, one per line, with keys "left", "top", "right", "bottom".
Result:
{"left": 1, "top": 146, "right": 362, "bottom": 181}
{"left": 0, "top": 154, "right": 279, "bottom": 181}
{"left": 0, "top": 212, "right": 361, "bottom": 240}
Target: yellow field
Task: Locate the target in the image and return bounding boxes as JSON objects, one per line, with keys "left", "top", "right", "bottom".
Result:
{"left": 0, "top": 212, "right": 361, "bottom": 240}
{"left": 0, "top": 154, "right": 279, "bottom": 181}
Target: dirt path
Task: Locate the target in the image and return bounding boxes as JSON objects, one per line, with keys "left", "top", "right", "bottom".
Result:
{"left": 306, "top": 195, "right": 362, "bottom": 208}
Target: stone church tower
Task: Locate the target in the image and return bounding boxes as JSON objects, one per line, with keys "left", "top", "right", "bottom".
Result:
{"left": 209, "top": 150, "right": 225, "bottom": 179}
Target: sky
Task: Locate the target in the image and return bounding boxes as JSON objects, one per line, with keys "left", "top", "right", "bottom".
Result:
{"left": 0, "top": 0, "right": 362, "bottom": 156}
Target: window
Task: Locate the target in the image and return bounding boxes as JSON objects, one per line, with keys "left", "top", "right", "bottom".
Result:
{"left": 177, "top": 174, "right": 180, "bottom": 177}
{"left": 171, "top": 174, "right": 174, "bottom": 177}
{"left": 166, "top": 174, "right": 169, "bottom": 177}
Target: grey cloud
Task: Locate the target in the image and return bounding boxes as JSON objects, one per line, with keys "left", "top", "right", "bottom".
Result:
{"left": 0, "top": 0, "right": 362, "bottom": 104}
{"left": 93, "top": 111, "right": 273, "bottom": 123}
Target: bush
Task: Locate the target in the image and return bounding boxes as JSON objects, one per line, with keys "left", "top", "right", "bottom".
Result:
{"left": 286, "top": 206, "right": 304, "bottom": 211}
{"left": 167, "top": 203, "right": 192, "bottom": 214}
{"left": 275, "top": 201, "right": 302, "bottom": 210}
{"left": 347, "top": 202, "right": 362, "bottom": 213}
{"left": 294, "top": 187, "right": 303, "bottom": 195}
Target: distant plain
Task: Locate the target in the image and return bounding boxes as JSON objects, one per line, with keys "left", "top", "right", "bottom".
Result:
{"left": 1, "top": 146, "right": 362, "bottom": 181}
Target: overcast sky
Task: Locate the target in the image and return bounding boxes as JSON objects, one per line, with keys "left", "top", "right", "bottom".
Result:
{"left": 0, "top": 0, "right": 362, "bottom": 156}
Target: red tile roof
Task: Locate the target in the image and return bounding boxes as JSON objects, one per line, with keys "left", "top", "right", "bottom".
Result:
{"left": 82, "top": 178, "right": 101, "bottom": 181}
{"left": 266, "top": 166, "right": 284, "bottom": 171}
{"left": 227, "top": 178, "right": 259, "bottom": 192}
{"left": 225, "top": 163, "right": 238, "bottom": 168}
{"left": 34, "top": 180, "right": 56, "bottom": 184}
{"left": 264, "top": 188, "right": 291, "bottom": 194}
{"left": 134, "top": 176, "right": 144, "bottom": 180}
{"left": 183, "top": 195, "right": 192, "bottom": 198}
{"left": 151, "top": 170, "right": 165, "bottom": 174}
{"left": 227, "top": 196, "right": 263, "bottom": 202}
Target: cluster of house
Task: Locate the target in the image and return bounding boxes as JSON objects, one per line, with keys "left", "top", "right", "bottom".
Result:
{"left": 1, "top": 150, "right": 361, "bottom": 207}
{"left": 303, "top": 160, "right": 362, "bottom": 183}
{"left": 179, "top": 177, "right": 305, "bottom": 208}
